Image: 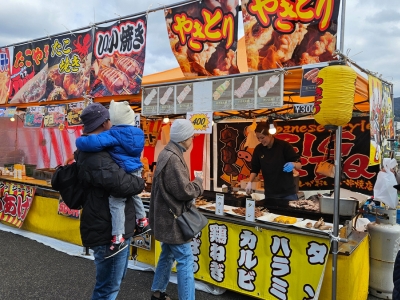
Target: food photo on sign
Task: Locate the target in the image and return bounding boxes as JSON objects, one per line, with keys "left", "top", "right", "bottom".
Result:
{"left": 241, "top": 0, "right": 340, "bottom": 71}
{"left": 43, "top": 105, "right": 66, "bottom": 128}
{"left": 24, "top": 106, "right": 45, "bottom": 128}
{"left": 47, "top": 29, "right": 93, "bottom": 101}
{"left": 90, "top": 16, "right": 147, "bottom": 97}
{"left": 165, "top": 0, "right": 240, "bottom": 76}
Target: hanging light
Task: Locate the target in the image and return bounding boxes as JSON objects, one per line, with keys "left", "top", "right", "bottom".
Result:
{"left": 163, "top": 117, "right": 170, "bottom": 123}
{"left": 10, "top": 116, "right": 15, "bottom": 122}
{"left": 268, "top": 117, "right": 276, "bottom": 135}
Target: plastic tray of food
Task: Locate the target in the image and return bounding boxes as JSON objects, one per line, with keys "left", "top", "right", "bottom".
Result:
{"left": 257, "top": 213, "right": 303, "bottom": 226}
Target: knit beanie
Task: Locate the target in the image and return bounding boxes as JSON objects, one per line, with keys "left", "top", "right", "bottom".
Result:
{"left": 170, "top": 119, "right": 194, "bottom": 142}
{"left": 80, "top": 103, "right": 110, "bottom": 133}
{"left": 109, "top": 100, "right": 135, "bottom": 126}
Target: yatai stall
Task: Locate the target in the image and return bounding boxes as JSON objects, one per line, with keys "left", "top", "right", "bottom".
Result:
{"left": 0, "top": 0, "right": 394, "bottom": 299}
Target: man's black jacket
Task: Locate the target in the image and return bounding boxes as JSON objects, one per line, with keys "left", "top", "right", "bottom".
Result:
{"left": 75, "top": 150, "right": 145, "bottom": 247}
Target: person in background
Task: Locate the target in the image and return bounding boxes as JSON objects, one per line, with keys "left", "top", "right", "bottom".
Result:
{"left": 76, "top": 103, "right": 145, "bottom": 299}
{"left": 76, "top": 100, "right": 149, "bottom": 259}
{"left": 149, "top": 119, "right": 204, "bottom": 300}
{"left": 393, "top": 184, "right": 400, "bottom": 300}
{"left": 245, "top": 121, "right": 301, "bottom": 200}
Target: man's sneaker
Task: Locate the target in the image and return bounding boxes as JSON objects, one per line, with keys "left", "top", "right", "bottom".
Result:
{"left": 104, "top": 241, "right": 128, "bottom": 259}
{"left": 134, "top": 218, "right": 151, "bottom": 236}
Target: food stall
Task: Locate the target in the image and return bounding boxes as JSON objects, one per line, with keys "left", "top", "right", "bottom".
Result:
{"left": 0, "top": 0, "right": 395, "bottom": 299}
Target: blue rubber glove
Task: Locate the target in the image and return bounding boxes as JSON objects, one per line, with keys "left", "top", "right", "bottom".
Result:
{"left": 283, "top": 162, "right": 294, "bottom": 172}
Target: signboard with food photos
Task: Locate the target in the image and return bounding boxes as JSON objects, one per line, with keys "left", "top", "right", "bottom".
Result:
{"left": 241, "top": 0, "right": 340, "bottom": 72}
{"left": 24, "top": 106, "right": 45, "bottom": 128}
{"left": 141, "top": 72, "right": 284, "bottom": 116}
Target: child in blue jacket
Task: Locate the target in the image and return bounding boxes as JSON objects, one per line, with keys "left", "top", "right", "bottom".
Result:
{"left": 76, "top": 100, "right": 149, "bottom": 258}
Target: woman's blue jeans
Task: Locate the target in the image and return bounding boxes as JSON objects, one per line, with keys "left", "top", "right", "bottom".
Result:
{"left": 90, "top": 239, "right": 130, "bottom": 300}
{"left": 151, "top": 242, "right": 195, "bottom": 300}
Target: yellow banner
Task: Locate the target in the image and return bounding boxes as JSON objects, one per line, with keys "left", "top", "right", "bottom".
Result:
{"left": 192, "top": 219, "right": 330, "bottom": 299}
{"left": 368, "top": 75, "right": 383, "bottom": 166}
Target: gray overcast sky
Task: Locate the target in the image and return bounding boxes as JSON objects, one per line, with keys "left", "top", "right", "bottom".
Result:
{"left": 1, "top": 0, "right": 399, "bottom": 96}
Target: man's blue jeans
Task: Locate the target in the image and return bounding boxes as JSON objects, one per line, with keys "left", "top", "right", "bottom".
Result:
{"left": 91, "top": 239, "right": 130, "bottom": 300}
{"left": 151, "top": 242, "right": 195, "bottom": 300}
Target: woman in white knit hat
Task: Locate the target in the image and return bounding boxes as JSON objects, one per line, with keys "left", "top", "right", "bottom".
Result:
{"left": 149, "top": 119, "right": 204, "bottom": 300}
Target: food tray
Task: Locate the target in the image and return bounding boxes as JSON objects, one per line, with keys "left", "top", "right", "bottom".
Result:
{"left": 319, "top": 197, "right": 358, "bottom": 216}
{"left": 257, "top": 213, "right": 303, "bottom": 226}
{"left": 198, "top": 204, "right": 236, "bottom": 215}
{"left": 292, "top": 219, "right": 343, "bottom": 232}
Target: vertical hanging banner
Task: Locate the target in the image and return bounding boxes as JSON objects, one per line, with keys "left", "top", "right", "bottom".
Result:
{"left": 165, "top": 0, "right": 240, "bottom": 76}
{"left": 24, "top": 106, "right": 45, "bottom": 128}
{"left": 0, "top": 181, "right": 36, "bottom": 228}
{"left": 90, "top": 16, "right": 147, "bottom": 97}
{"left": 47, "top": 29, "right": 93, "bottom": 100}
{"left": 241, "top": 0, "right": 340, "bottom": 71}
{"left": 0, "top": 48, "right": 11, "bottom": 105}
{"left": 9, "top": 40, "right": 50, "bottom": 104}
{"left": 369, "top": 75, "right": 383, "bottom": 166}
{"left": 9, "top": 43, "right": 35, "bottom": 103}
{"left": 43, "top": 105, "right": 66, "bottom": 128}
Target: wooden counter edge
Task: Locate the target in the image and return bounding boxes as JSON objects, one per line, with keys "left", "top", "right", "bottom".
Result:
{"left": 0, "top": 175, "right": 52, "bottom": 188}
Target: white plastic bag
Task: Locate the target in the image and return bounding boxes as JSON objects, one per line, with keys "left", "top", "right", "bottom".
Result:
{"left": 374, "top": 170, "right": 398, "bottom": 208}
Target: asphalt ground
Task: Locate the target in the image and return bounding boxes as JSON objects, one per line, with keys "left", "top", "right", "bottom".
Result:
{"left": 0, "top": 230, "right": 382, "bottom": 300}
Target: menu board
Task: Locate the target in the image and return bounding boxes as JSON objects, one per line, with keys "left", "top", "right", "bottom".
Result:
{"left": 142, "top": 87, "right": 158, "bottom": 116}
{"left": 176, "top": 83, "right": 193, "bottom": 114}
{"left": 233, "top": 76, "right": 255, "bottom": 110}
{"left": 158, "top": 86, "right": 175, "bottom": 115}
{"left": 43, "top": 105, "right": 66, "bottom": 128}
{"left": 212, "top": 79, "right": 232, "bottom": 111}
{"left": 141, "top": 72, "right": 285, "bottom": 116}
{"left": 256, "top": 73, "right": 283, "bottom": 108}
{"left": 24, "top": 106, "right": 45, "bottom": 128}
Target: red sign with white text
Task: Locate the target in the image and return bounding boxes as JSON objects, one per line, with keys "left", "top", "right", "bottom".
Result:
{"left": 0, "top": 181, "right": 36, "bottom": 228}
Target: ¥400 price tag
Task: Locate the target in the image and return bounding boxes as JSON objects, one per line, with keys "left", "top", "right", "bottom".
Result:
{"left": 187, "top": 111, "right": 213, "bottom": 134}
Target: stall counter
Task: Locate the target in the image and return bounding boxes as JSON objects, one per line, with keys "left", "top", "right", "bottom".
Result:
{"left": 0, "top": 176, "right": 82, "bottom": 246}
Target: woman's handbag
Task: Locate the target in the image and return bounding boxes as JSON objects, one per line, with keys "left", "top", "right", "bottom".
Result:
{"left": 168, "top": 203, "right": 208, "bottom": 240}
{"left": 316, "top": 132, "right": 335, "bottom": 178}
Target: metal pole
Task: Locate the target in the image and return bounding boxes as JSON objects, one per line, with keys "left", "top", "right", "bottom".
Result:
{"left": 332, "top": 0, "right": 346, "bottom": 299}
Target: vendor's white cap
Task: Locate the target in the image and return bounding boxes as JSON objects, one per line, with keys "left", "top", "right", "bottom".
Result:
{"left": 109, "top": 100, "right": 135, "bottom": 126}
{"left": 170, "top": 119, "right": 194, "bottom": 142}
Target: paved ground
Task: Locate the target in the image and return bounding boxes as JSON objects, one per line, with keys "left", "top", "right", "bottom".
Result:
{"left": 0, "top": 230, "right": 385, "bottom": 299}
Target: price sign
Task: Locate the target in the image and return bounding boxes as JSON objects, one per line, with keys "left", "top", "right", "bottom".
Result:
{"left": 245, "top": 198, "right": 255, "bottom": 222}
{"left": 293, "top": 103, "right": 314, "bottom": 114}
{"left": 215, "top": 193, "right": 225, "bottom": 216}
{"left": 187, "top": 111, "right": 213, "bottom": 134}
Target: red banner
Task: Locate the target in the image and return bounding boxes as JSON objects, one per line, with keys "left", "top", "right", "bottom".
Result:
{"left": 90, "top": 16, "right": 147, "bottom": 97}
{"left": 216, "top": 117, "right": 379, "bottom": 195}
{"left": 0, "top": 181, "right": 36, "bottom": 228}
{"left": 165, "top": 0, "right": 240, "bottom": 76}
{"left": 241, "top": 0, "right": 340, "bottom": 71}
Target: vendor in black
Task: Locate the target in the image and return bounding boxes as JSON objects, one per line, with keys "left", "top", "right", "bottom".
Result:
{"left": 245, "top": 122, "right": 301, "bottom": 200}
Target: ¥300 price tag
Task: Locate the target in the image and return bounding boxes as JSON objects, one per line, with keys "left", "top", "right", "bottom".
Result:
{"left": 187, "top": 111, "right": 213, "bottom": 134}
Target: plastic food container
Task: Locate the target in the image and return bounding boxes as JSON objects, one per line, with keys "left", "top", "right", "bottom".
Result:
{"left": 319, "top": 197, "right": 358, "bottom": 216}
